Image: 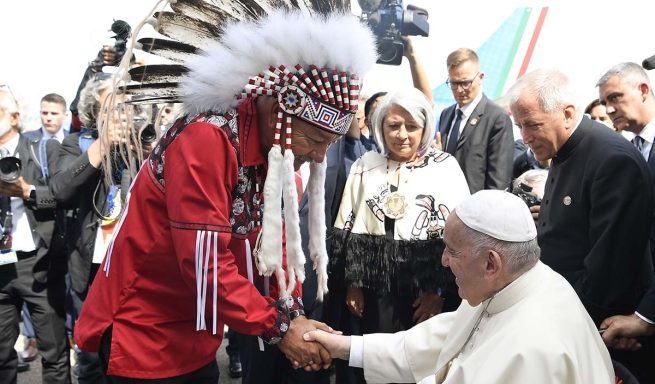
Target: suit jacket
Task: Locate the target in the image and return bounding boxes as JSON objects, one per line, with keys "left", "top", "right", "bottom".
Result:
{"left": 636, "top": 141, "right": 655, "bottom": 320}
{"left": 439, "top": 94, "right": 514, "bottom": 193}
{"left": 359, "top": 262, "right": 613, "bottom": 384}
{"left": 10, "top": 134, "right": 63, "bottom": 282}
{"left": 23, "top": 127, "right": 69, "bottom": 143}
{"left": 50, "top": 132, "right": 109, "bottom": 296}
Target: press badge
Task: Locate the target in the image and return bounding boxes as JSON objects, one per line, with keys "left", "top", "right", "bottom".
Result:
{"left": 0, "top": 250, "right": 18, "bottom": 266}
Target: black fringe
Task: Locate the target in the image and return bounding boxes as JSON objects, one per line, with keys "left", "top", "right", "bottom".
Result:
{"left": 331, "top": 228, "right": 455, "bottom": 298}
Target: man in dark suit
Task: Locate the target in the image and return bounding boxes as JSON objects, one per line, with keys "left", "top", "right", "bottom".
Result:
{"left": 19, "top": 92, "right": 70, "bottom": 364}
{"left": 0, "top": 87, "right": 70, "bottom": 383}
{"left": 596, "top": 62, "right": 655, "bottom": 366}
{"left": 439, "top": 48, "right": 514, "bottom": 194}
{"left": 508, "top": 68, "right": 654, "bottom": 382}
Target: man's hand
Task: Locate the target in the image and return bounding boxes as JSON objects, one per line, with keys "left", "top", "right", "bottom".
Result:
{"left": 600, "top": 313, "right": 655, "bottom": 351}
{"left": 412, "top": 293, "right": 443, "bottom": 324}
{"left": 303, "top": 329, "right": 351, "bottom": 361}
{"left": 277, "top": 316, "right": 334, "bottom": 371}
{"left": 401, "top": 36, "right": 415, "bottom": 59}
{"left": 0, "top": 177, "right": 31, "bottom": 199}
{"left": 346, "top": 287, "right": 364, "bottom": 318}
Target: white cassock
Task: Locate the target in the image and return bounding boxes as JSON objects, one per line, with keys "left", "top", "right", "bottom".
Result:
{"left": 352, "top": 261, "right": 614, "bottom": 384}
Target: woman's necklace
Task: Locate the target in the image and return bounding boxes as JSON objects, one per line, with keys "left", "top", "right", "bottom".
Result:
{"left": 382, "top": 157, "right": 414, "bottom": 220}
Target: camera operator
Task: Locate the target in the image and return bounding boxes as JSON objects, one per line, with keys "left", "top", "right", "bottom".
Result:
{"left": 0, "top": 87, "right": 70, "bottom": 383}
{"left": 49, "top": 74, "right": 152, "bottom": 384}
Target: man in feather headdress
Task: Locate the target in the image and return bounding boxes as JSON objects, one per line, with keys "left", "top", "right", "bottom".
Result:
{"left": 73, "top": 3, "right": 377, "bottom": 383}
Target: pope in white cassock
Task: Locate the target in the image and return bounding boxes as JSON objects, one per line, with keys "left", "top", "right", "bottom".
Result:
{"left": 305, "top": 190, "right": 614, "bottom": 383}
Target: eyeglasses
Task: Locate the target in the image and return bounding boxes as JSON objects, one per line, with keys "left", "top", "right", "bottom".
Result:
{"left": 446, "top": 72, "right": 480, "bottom": 91}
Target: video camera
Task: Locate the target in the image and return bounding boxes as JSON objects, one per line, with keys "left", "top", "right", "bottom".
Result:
{"left": 358, "top": 0, "right": 429, "bottom": 65}
{"left": 91, "top": 20, "right": 132, "bottom": 70}
{"left": 510, "top": 182, "right": 542, "bottom": 208}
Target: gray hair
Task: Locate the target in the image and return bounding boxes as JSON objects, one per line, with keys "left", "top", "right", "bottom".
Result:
{"left": 507, "top": 69, "right": 581, "bottom": 115}
{"left": 513, "top": 169, "right": 548, "bottom": 191}
{"left": 461, "top": 223, "right": 540, "bottom": 275}
{"left": 371, "top": 87, "right": 435, "bottom": 157}
{"left": 596, "top": 62, "right": 654, "bottom": 96}
{"left": 78, "top": 75, "right": 115, "bottom": 128}
{"left": 0, "top": 88, "right": 23, "bottom": 131}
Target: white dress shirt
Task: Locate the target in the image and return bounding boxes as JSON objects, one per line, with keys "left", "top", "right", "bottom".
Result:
{"left": 1, "top": 133, "right": 37, "bottom": 252}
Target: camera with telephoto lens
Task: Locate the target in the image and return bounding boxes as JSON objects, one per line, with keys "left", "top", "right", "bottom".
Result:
{"left": 511, "top": 182, "right": 542, "bottom": 208}
{"left": 139, "top": 124, "right": 157, "bottom": 146}
{"left": 131, "top": 112, "right": 158, "bottom": 148}
{"left": 358, "top": 0, "right": 429, "bottom": 65}
{"left": 0, "top": 157, "right": 22, "bottom": 184}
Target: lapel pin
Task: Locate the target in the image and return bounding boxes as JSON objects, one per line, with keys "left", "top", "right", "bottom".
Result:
{"left": 563, "top": 196, "right": 572, "bottom": 206}
{"left": 470, "top": 117, "right": 479, "bottom": 126}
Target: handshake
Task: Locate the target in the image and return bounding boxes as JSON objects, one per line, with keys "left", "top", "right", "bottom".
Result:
{"left": 277, "top": 316, "right": 350, "bottom": 371}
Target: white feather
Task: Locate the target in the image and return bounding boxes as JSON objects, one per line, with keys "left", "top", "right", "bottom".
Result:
{"left": 181, "top": 10, "right": 377, "bottom": 114}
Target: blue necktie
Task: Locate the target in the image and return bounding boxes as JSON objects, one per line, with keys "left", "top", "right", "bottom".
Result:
{"left": 633, "top": 136, "right": 644, "bottom": 153}
{"left": 632, "top": 136, "right": 648, "bottom": 161}
{"left": 446, "top": 109, "right": 463, "bottom": 155}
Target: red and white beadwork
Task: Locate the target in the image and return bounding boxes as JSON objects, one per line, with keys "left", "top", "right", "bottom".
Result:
{"left": 277, "top": 86, "right": 307, "bottom": 115}
{"left": 240, "top": 63, "right": 360, "bottom": 135}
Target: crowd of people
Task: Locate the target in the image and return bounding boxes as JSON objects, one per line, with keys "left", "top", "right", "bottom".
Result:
{"left": 2, "top": 3, "right": 655, "bottom": 384}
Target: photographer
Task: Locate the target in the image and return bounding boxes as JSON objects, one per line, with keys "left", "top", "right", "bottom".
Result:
{"left": 50, "top": 74, "right": 151, "bottom": 384}
{"left": 0, "top": 87, "right": 70, "bottom": 383}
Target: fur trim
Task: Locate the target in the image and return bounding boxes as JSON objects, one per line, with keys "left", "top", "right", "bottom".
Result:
{"left": 332, "top": 228, "right": 454, "bottom": 298}
{"left": 282, "top": 148, "right": 305, "bottom": 296}
{"left": 181, "top": 10, "right": 377, "bottom": 114}
{"left": 256, "top": 144, "right": 285, "bottom": 293}
{"left": 308, "top": 159, "right": 329, "bottom": 300}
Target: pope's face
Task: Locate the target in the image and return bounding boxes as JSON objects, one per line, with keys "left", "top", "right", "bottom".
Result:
{"left": 441, "top": 214, "right": 490, "bottom": 307}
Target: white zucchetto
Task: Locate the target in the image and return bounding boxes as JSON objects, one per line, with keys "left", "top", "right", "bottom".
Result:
{"left": 455, "top": 190, "right": 537, "bottom": 242}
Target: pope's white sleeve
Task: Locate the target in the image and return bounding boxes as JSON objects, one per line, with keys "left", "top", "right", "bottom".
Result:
{"left": 349, "top": 335, "right": 364, "bottom": 367}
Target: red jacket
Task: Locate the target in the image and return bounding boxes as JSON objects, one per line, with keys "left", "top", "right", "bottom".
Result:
{"left": 75, "top": 100, "right": 302, "bottom": 378}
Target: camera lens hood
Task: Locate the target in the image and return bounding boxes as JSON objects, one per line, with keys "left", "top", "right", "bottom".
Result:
{"left": 0, "top": 156, "right": 22, "bottom": 183}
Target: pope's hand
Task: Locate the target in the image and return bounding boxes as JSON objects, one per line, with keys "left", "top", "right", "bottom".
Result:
{"left": 303, "top": 329, "right": 351, "bottom": 361}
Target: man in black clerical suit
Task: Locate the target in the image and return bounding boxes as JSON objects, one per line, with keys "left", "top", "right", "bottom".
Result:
{"left": 508, "top": 68, "right": 654, "bottom": 383}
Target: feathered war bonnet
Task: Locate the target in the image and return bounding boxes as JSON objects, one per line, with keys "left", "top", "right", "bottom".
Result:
{"left": 127, "top": 0, "right": 377, "bottom": 300}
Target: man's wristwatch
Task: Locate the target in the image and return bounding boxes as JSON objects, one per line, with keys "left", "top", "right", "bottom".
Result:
{"left": 27, "top": 185, "right": 36, "bottom": 202}
{"left": 289, "top": 309, "right": 305, "bottom": 320}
